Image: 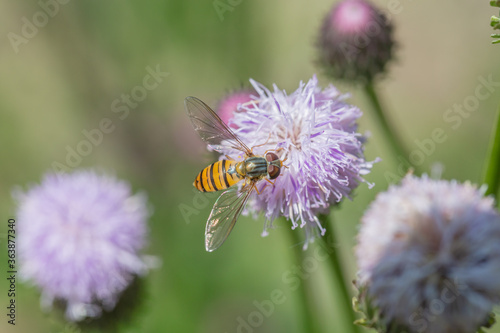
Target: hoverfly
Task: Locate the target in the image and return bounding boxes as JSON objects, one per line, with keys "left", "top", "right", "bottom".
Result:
{"left": 185, "top": 96, "right": 285, "bottom": 252}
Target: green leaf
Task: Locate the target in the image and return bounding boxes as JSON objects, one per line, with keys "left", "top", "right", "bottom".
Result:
{"left": 491, "top": 16, "right": 500, "bottom": 28}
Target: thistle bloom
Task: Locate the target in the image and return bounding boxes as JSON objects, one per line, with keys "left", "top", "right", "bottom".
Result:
{"left": 356, "top": 175, "right": 500, "bottom": 333}
{"left": 219, "top": 75, "right": 375, "bottom": 248}
{"left": 15, "top": 170, "right": 153, "bottom": 321}
{"left": 317, "top": 0, "right": 394, "bottom": 82}
{"left": 216, "top": 90, "right": 254, "bottom": 128}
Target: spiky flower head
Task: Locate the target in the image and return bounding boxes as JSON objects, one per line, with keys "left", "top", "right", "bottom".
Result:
{"left": 216, "top": 89, "right": 254, "bottom": 128}
{"left": 317, "top": 0, "right": 394, "bottom": 83}
{"left": 218, "top": 75, "right": 375, "bottom": 248}
{"left": 15, "top": 170, "right": 154, "bottom": 321}
{"left": 355, "top": 175, "right": 500, "bottom": 333}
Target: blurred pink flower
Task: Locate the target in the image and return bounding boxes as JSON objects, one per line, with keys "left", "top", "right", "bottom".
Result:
{"left": 15, "top": 170, "right": 155, "bottom": 321}
{"left": 356, "top": 175, "right": 500, "bottom": 333}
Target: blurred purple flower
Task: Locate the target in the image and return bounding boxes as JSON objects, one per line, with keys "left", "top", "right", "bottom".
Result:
{"left": 219, "top": 75, "right": 376, "bottom": 248}
{"left": 15, "top": 170, "right": 155, "bottom": 321}
{"left": 356, "top": 175, "right": 500, "bottom": 333}
{"left": 216, "top": 89, "right": 255, "bottom": 129}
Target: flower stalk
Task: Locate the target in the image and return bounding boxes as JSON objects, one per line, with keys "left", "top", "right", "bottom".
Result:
{"left": 320, "top": 214, "right": 360, "bottom": 333}
{"left": 482, "top": 103, "right": 500, "bottom": 203}
{"left": 287, "top": 223, "right": 321, "bottom": 333}
{"left": 363, "top": 82, "right": 413, "bottom": 173}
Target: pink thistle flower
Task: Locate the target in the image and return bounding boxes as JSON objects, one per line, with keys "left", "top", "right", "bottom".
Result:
{"left": 15, "top": 170, "right": 155, "bottom": 321}
{"left": 216, "top": 90, "right": 255, "bottom": 128}
{"left": 218, "top": 75, "right": 376, "bottom": 248}
{"left": 356, "top": 175, "right": 500, "bottom": 333}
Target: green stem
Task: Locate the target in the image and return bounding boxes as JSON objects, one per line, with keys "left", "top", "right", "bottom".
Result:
{"left": 363, "top": 82, "right": 413, "bottom": 173}
{"left": 287, "top": 225, "right": 321, "bottom": 333}
{"left": 482, "top": 102, "right": 500, "bottom": 203}
{"left": 320, "top": 214, "right": 360, "bottom": 333}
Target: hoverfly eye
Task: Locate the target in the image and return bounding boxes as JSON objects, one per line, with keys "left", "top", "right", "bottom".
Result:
{"left": 265, "top": 152, "right": 279, "bottom": 162}
{"left": 268, "top": 165, "right": 280, "bottom": 180}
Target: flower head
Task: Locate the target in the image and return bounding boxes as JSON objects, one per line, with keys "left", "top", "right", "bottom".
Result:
{"left": 356, "top": 175, "right": 500, "bottom": 333}
{"left": 15, "top": 170, "right": 153, "bottom": 321}
{"left": 219, "top": 76, "right": 375, "bottom": 248}
{"left": 317, "top": 0, "right": 394, "bottom": 82}
{"left": 216, "top": 89, "right": 254, "bottom": 128}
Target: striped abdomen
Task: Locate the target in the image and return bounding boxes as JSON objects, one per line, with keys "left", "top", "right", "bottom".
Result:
{"left": 194, "top": 160, "right": 243, "bottom": 192}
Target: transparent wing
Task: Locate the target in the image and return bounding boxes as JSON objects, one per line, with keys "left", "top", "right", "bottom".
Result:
{"left": 185, "top": 96, "right": 252, "bottom": 154}
{"left": 205, "top": 182, "right": 255, "bottom": 252}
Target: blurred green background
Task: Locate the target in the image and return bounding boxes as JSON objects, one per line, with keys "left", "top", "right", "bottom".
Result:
{"left": 1, "top": 0, "right": 499, "bottom": 332}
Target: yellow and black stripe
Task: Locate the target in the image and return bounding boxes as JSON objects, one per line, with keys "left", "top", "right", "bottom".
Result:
{"left": 193, "top": 160, "right": 243, "bottom": 192}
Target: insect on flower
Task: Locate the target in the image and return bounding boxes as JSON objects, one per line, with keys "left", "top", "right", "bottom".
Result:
{"left": 185, "top": 96, "right": 286, "bottom": 252}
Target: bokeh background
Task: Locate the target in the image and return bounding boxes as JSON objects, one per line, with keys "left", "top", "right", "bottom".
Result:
{"left": 1, "top": 0, "right": 499, "bottom": 332}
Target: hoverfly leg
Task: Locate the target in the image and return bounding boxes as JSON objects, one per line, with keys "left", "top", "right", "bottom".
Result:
{"left": 263, "top": 146, "right": 285, "bottom": 156}
{"left": 250, "top": 133, "right": 272, "bottom": 155}
{"left": 225, "top": 155, "right": 235, "bottom": 161}
{"left": 254, "top": 183, "right": 266, "bottom": 195}
{"left": 265, "top": 146, "right": 282, "bottom": 154}
{"left": 255, "top": 178, "right": 276, "bottom": 195}
{"left": 281, "top": 155, "right": 289, "bottom": 169}
{"left": 240, "top": 99, "right": 262, "bottom": 108}
{"left": 264, "top": 178, "right": 275, "bottom": 185}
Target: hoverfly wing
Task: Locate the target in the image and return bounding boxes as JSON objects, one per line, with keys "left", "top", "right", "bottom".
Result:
{"left": 205, "top": 182, "right": 255, "bottom": 252}
{"left": 184, "top": 96, "right": 252, "bottom": 155}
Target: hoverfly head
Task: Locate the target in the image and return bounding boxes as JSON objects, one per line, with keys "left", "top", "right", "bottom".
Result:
{"left": 265, "top": 152, "right": 281, "bottom": 180}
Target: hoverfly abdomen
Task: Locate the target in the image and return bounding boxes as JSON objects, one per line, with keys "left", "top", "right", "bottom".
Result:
{"left": 194, "top": 159, "right": 243, "bottom": 192}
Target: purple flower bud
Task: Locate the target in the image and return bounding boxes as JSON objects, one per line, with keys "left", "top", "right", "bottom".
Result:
{"left": 317, "top": 0, "right": 395, "bottom": 82}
